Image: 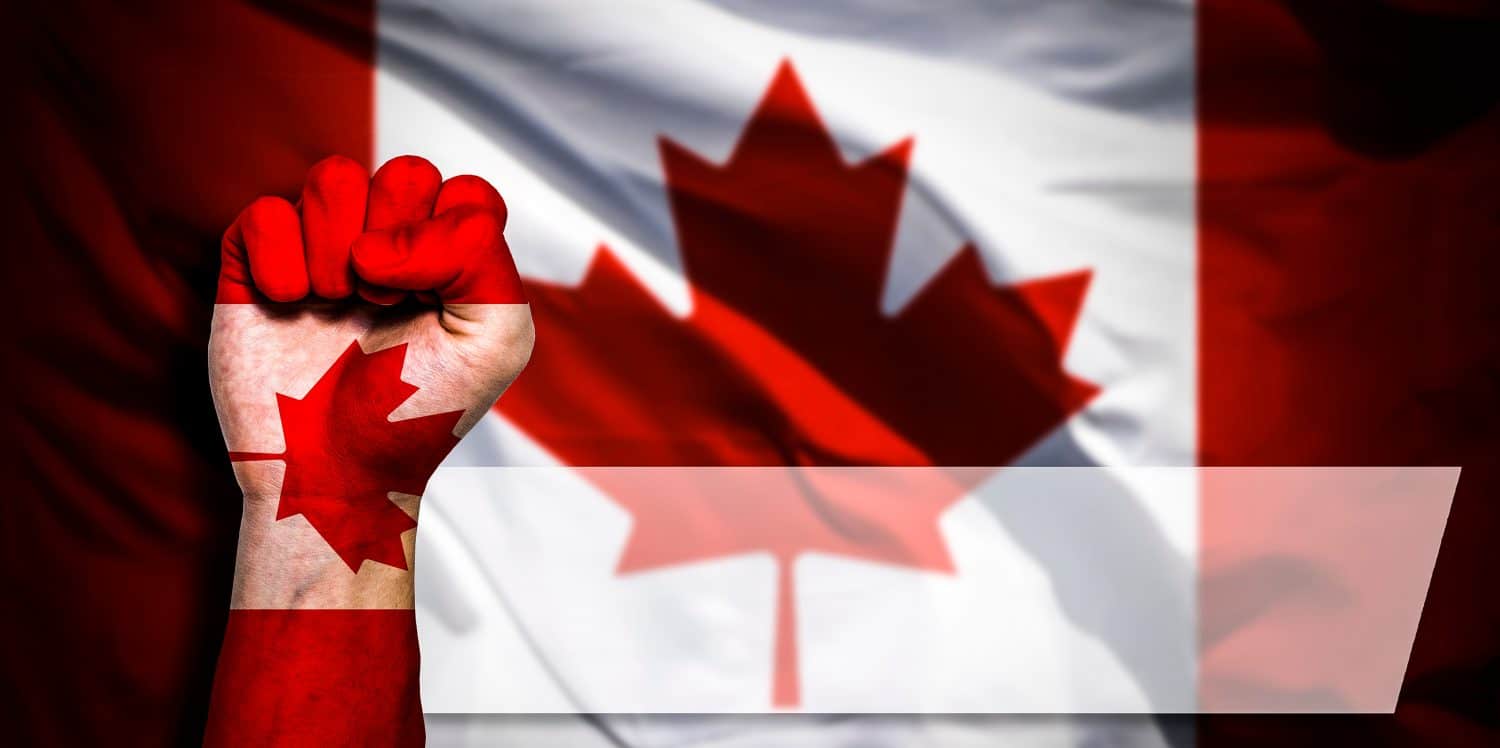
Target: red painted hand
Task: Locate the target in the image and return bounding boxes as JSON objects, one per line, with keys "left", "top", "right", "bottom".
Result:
{"left": 208, "top": 154, "right": 533, "bottom": 605}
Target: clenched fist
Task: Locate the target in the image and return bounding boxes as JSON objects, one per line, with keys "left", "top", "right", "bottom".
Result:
{"left": 208, "top": 155, "right": 533, "bottom": 608}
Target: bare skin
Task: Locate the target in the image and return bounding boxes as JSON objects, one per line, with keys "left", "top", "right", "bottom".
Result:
{"left": 210, "top": 302, "right": 532, "bottom": 608}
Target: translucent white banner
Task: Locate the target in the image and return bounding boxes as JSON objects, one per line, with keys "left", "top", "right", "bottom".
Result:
{"left": 414, "top": 467, "right": 1456, "bottom": 714}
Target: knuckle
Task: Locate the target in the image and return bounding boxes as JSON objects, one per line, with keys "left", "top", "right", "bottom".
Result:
{"left": 245, "top": 196, "right": 294, "bottom": 229}
{"left": 247, "top": 194, "right": 289, "bottom": 214}
{"left": 377, "top": 154, "right": 441, "bottom": 185}
{"left": 305, "top": 155, "right": 368, "bottom": 194}
{"left": 310, "top": 153, "right": 362, "bottom": 176}
{"left": 442, "top": 175, "right": 508, "bottom": 225}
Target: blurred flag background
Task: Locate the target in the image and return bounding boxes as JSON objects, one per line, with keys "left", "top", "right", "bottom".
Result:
{"left": 7, "top": 1, "right": 1499, "bottom": 747}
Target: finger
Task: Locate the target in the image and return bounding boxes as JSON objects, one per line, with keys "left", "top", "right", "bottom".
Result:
{"left": 228, "top": 197, "right": 308, "bottom": 303}
{"left": 433, "top": 174, "right": 507, "bottom": 226}
{"left": 365, "top": 155, "right": 441, "bottom": 231}
{"left": 351, "top": 176, "right": 525, "bottom": 304}
{"left": 351, "top": 208, "right": 496, "bottom": 299}
{"left": 428, "top": 175, "right": 522, "bottom": 303}
{"left": 351, "top": 207, "right": 510, "bottom": 303}
{"left": 218, "top": 217, "right": 254, "bottom": 303}
{"left": 301, "top": 155, "right": 368, "bottom": 299}
{"left": 360, "top": 156, "right": 440, "bottom": 305}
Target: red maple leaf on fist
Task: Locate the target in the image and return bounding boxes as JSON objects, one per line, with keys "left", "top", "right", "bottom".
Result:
{"left": 232, "top": 341, "right": 464, "bottom": 572}
{"left": 499, "top": 60, "right": 1098, "bottom": 706}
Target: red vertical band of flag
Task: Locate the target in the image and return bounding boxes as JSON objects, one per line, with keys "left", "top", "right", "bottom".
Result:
{"left": 7, "top": 2, "right": 375, "bottom": 745}
{"left": 1199, "top": 0, "right": 1500, "bottom": 743}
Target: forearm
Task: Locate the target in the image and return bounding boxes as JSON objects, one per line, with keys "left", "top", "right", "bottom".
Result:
{"left": 204, "top": 490, "right": 426, "bottom": 747}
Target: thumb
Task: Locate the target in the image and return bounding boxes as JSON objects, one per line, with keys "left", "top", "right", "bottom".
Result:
{"left": 350, "top": 175, "right": 525, "bottom": 305}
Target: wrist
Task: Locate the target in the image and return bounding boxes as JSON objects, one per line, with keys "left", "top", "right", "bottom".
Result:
{"left": 230, "top": 493, "right": 419, "bottom": 609}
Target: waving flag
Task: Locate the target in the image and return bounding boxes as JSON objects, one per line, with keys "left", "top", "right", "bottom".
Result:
{"left": 389, "top": 0, "right": 1189, "bottom": 720}
{"left": 11, "top": 1, "right": 1499, "bottom": 747}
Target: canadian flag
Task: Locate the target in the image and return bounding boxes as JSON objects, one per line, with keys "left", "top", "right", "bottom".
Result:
{"left": 361, "top": 0, "right": 1468, "bottom": 731}
{"left": 11, "top": 1, "right": 1498, "bottom": 748}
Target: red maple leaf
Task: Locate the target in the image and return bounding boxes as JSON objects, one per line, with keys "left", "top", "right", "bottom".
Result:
{"left": 231, "top": 341, "right": 464, "bottom": 572}
{"left": 499, "top": 60, "right": 1098, "bottom": 706}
